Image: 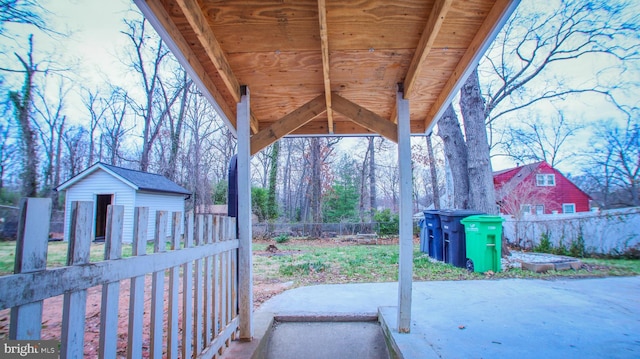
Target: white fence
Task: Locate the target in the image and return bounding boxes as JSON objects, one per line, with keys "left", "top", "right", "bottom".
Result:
{"left": 502, "top": 207, "right": 640, "bottom": 254}
{"left": 0, "top": 198, "right": 239, "bottom": 358}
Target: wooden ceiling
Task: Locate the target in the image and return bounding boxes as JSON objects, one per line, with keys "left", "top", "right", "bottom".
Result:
{"left": 137, "top": 0, "right": 519, "bottom": 154}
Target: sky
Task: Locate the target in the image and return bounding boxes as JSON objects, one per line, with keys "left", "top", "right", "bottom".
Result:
{"left": 1, "top": 0, "right": 638, "bottom": 176}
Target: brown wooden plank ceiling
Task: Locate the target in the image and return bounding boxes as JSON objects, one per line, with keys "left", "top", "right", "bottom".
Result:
{"left": 140, "top": 0, "right": 517, "bottom": 154}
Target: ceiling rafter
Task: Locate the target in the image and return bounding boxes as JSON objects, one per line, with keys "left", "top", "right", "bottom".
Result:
{"left": 424, "top": 0, "right": 518, "bottom": 131}
{"left": 175, "top": 0, "right": 260, "bottom": 134}
{"left": 331, "top": 93, "right": 398, "bottom": 142}
{"left": 404, "top": 0, "right": 453, "bottom": 99}
{"left": 389, "top": 0, "right": 453, "bottom": 125}
{"left": 250, "top": 95, "right": 326, "bottom": 155}
{"left": 143, "top": 0, "right": 236, "bottom": 129}
{"left": 317, "top": 0, "right": 334, "bottom": 134}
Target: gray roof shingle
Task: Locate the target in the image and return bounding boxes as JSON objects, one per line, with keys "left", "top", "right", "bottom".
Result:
{"left": 100, "top": 163, "right": 191, "bottom": 195}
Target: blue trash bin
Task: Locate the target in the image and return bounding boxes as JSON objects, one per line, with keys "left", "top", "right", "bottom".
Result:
{"left": 419, "top": 218, "right": 427, "bottom": 253}
{"left": 439, "top": 209, "right": 484, "bottom": 268}
{"left": 423, "top": 210, "right": 443, "bottom": 261}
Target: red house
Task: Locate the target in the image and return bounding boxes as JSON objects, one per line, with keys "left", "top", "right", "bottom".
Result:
{"left": 493, "top": 161, "right": 591, "bottom": 216}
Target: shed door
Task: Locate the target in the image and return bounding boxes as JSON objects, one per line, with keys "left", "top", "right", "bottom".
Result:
{"left": 95, "top": 194, "right": 113, "bottom": 241}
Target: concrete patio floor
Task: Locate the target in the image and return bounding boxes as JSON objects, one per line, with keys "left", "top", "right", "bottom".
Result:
{"left": 223, "top": 276, "right": 640, "bottom": 358}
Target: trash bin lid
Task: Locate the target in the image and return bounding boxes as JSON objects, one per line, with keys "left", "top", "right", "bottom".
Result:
{"left": 439, "top": 209, "right": 484, "bottom": 220}
{"left": 460, "top": 215, "right": 504, "bottom": 224}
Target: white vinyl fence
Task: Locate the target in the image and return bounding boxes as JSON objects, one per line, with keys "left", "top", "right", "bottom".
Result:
{"left": 502, "top": 207, "right": 640, "bottom": 254}
{"left": 0, "top": 198, "right": 239, "bottom": 358}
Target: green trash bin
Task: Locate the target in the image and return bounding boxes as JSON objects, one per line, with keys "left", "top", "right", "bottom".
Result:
{"left": 460, "top": 215, "right": 504, "bottom": 273}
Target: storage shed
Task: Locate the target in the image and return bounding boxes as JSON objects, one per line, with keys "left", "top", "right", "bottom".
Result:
{"left": 57, "top": 162, "right": 191, "bottom": 243}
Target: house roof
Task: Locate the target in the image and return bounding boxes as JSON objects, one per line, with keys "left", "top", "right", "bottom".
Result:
{"left": 493, "top": 161, "right": 543, "bottom": 191}
{"left": 135, "top": 0, "right": 521, "bottom": 155}
{"left": 57, "top": 162, "right": 192, "bottom": 196}
{"left": 493, "top": 161, "right": 592, "bottom": 201}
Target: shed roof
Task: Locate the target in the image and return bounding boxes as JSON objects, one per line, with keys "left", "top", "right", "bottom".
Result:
{"left": 57, "top": 162, "right": 192, "bottom": 196}
{"left": 136, "top": 0, "right": 520, "bottom": 154}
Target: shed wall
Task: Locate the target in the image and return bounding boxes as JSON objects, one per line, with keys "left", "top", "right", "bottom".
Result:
{"left": 135, "top": 191, "right": 186, "bottom": 241}
{"left": 62, "top": 170, "right": 136, "bottom": 243}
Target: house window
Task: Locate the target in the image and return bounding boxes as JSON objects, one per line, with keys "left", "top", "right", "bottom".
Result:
{"left": 536, "top": 174, "right": 555, "bottom": 186}
{"left": 521, "top": 204, "right": 531, "bottom": 214}
{"left": 563, "top": 203, "right": 576, "bottom": 214}
{"left": 535, "top": 205, "right": 545, "bottom": 215}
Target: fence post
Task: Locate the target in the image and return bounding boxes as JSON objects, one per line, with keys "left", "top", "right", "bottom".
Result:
{"left": 182, "top": 211, "right": 194, "bottom": 359}
{"left": 204, "top": 214, "right": 214, "bottom": 344}
{"left": 99, "top": 205, "right": 124, "bottom": 359}
{"left": 167, "top": 211, "right": 182, "bottom": 359}
{"left": 9, "top": 197, "right": 52, "bottom": 340}
{"left": 127, "top": 207, "right": 148, "bottom": 359}
{"left": 194, "top": 214, "right": 205, "bottom": 353}
{"left": 150, "top": 210, "right": 167, "bottom": 359}
{"left": 61, "top": 201, "right": 93, "bottom": 358}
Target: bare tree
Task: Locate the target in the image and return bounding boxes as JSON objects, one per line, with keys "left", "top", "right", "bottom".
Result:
{"left": 497, "top": 182, "right": 556, "bottom": 248}
{"left": 4, "top": 35, "right": 39, "bottom": 197}
{"left": 425, "top": 134, "right": 441, "bottom": 209}
{"left": 122, "top": 17, "right": 170, "bottom": 172}
{"left": 182, "top": 91, "right": 225, "bottom": 210}
{"left": 0, "top": 122, "right": 16, "bottom": 191}
{"left": 33, "top": 75, "right": 69, "bottom": 199}
{"left": 0, "top": 0, "right": 46, "bottom": 35}
{"left": 81, "top": 88, "right": 110, "bottom": 167}
{"left": 61, "top": 125, "right": 88, "bottom": 178}
{"left": 500, "top": 112, "right": 584, "bottom": 167}
{"left": 101, "top": 88, "right": 133, "bottom": 166}
{"left": 583, "top": 118, "right": 639, "bottom": 207}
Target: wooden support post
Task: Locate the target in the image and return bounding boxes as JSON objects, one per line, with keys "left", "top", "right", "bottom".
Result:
{"left": 10, "top": 197, "right": 51, "bottom": 339}
{"left": 128, "top": 207, "right": 148, "bottom": 359}
{"left": 99, "top": 205, "right": 124, "bottom": 359}
{"left": 396, "top": 85, "right": 413, "bottom": 333}
{"left": 237, "top": 85, "right": 253, "bottom": 340}
{"left": 61, "top": 201, "right": 93, "bottom": 358}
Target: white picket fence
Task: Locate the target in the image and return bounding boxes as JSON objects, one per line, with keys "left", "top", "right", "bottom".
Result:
{"left": 502, "top": 207, "right": 640, "bottom": 254}
{"left": 0, "top": 198, "right": 239, "bottom": 358}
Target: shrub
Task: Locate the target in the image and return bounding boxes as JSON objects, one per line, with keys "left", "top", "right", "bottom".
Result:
{"left": 274, "top": 233, "right": 290, "bottom": 244}
{"left": 374, "top": 209, "right": 399, "bottom": 235}
{"left": 533, "top": 232, "right": 552, "bottom": 253}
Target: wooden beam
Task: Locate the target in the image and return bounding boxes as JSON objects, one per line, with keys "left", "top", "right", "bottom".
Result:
{"left": 331, "top": 93, "right": 398, "bottom": 142}
{"left": 424, "top": 0, "right": 520, "bottom": 130}
{"left": 404, "top": 0, "right": 453, "bottom": 99}
{"left": 317, "top": 0, "right": 334, "bottom": 133}
{"left": 251, "top": 94, "right": 326, "bottom": 155}
{"left": 137, "top": 0, "right": 237, "bottom": 131}
{"left": 173, "top": 0, "right": 260, "bottom": 134}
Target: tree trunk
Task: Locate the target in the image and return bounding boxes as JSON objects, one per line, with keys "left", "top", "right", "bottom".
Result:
{"left": 425, "top": 134, "right": 440, "bottom": 209}
{"left": 309, "top": 138, "right": 322, "bottom": 237}
{"left": 10, "top": 37, "right": 38, "bottom": 197}
{"left": 267, "top": 141, "right": 279, "bottom": 220}
{"left": 52, "top": 117, "right": 65, "bottom": 208}
{"left": 369, "top": 137, "right": 377, "bottom": 219}
{"left": 167, "top": 78, "right": 190, "bottom": 181}
{"left": 459, "top": 69, "right": 497, "bottom": 214}
{"left": 436, "top": 104, "right": 469, "bottom": 209}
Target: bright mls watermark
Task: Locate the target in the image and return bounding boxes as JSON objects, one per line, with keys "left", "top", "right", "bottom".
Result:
{"left": 1, "top": 341, "right": 59, "bottom": 358}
